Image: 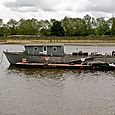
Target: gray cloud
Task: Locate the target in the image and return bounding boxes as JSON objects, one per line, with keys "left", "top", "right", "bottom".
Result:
{"left": 4, "top": 0, "right": 115, "bottom": 19}
{"left": 84, "top": 0, "right": 115, "bottom": 13}
{"left": 4, "top": 0, "right": 60, "bottom": 12}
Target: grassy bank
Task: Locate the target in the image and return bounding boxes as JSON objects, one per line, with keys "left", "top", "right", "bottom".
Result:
{"left": 1, "top": 36, "right": 115, "bottom": 45}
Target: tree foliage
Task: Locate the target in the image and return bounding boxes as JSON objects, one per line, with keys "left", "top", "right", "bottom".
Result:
{"left": 111, "top": 18, "right": 115, "bottom": 35}
{"left": 0, "top": 15, "right": 115, "bottom": 37}
{"left": 50, "top": 21, "right": 65, "bottom": 36}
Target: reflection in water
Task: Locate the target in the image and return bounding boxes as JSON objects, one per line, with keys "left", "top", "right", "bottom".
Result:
{"left": 4, "top": 66, "right": 115, "bottom": 115}
{"left": 7, "top": 65, "right": 95, "bottom": 79}
{"left": 7, "top": 65, "right": 114, "bottom": 78}
{"left": 8, "top": 65, "right": 68, "bottom": 78}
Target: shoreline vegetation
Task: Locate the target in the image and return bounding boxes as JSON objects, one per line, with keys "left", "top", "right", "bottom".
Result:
{"left": 1, "top": 36, "right": 115, "bottom": 46}
{"left": 1, "top": 15, "right": 115, "bottom": 46}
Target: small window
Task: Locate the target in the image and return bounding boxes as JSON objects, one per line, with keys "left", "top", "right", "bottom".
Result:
{"left": 43, "top": 46, "right": 47, "bottom": 51}
{"left": 34, "top": 47, "right": 38, "bottom": 51}
{"left": 53, "top": 47, "right": 57, "bottom": 52}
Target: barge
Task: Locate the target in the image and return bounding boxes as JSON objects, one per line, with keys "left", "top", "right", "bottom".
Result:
{"left": 3, "top": 44, "right": 115, "bottom": 69}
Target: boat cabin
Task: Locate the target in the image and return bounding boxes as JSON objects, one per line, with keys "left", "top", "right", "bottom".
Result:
{"left": 24, "top": 44, "right": 64, "bottom": 56}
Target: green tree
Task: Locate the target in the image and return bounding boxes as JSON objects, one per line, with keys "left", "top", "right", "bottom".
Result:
{"left": 61, "top": 16, "right": 71, "bottom": 36}
{"left": 18, "top": 18, "right": 40, "bottom": 35}
{"left": 62, "top": 17, "right": 87, "bottom": 36}
{"left": 50, "top": 21, "right": 65, "bottom": 36}
{"left": 111, "top": 18, "right": 115, "bottom": 35}
{"left": 0, "top": 19, "right": 4, "bottom": 36}
{"left": 0, "top": 19, "right": 9, "bottom": 37}
{"left": 7, "top": 19, "right": 18, "bottom": 35}
{"left": 95, "top": 17, "right": 110, "bottom": 36}
{"left": 83, "top": 15, "right": 92, "bottom": 35}
{"left": 30, "top": 18, "right": 40, "bottom": 35}
{"left": 39, "top": 20, "right": 51, "bottom": 36}
{"left": 0, "top": 19, "right": 3, "bottom": 27}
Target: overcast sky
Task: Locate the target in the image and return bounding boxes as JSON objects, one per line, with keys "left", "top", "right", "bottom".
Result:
{"left": 0, "top": 0, "right": 115, "bottom": 23}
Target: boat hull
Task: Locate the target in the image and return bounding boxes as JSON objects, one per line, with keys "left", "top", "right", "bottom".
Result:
{"left": 4, "top": 51, "right": 65, "bottom": 65}
{"left": 3, "top": 51, "right": 115, "bottom": 65}
{"left": 13, "top": 62, "right": 115, "bottom": 70}
{"left": 15, "top": 62, "right": 91, "bottom": 69}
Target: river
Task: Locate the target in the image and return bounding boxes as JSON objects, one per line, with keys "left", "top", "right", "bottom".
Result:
{"left": 0, "top": 44, "right": 115, "bottom": 115}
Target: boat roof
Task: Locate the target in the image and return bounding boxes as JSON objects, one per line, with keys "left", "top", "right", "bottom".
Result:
{"left": 24, "top": 43, "right": 64, "bottom": 47}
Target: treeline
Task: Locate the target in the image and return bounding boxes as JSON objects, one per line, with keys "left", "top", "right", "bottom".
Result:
{"left": 0, "top": 14, "right": 115, "bottom": 37}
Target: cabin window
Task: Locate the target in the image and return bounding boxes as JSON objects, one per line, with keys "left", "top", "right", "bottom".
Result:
{"left": 43, "top": 46, "right": 47, "bottom": 51}
{"left": 53, "top": 47, "right": 57, "bottom": 52}
{"left": 34, "top": 46, "right": 38, "bottom": 51}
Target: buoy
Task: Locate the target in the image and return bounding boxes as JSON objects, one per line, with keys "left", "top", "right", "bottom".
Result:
{"left": 44, "top": 56, "right": 49, "bottom": 61}
{"left": 22, "top": 58, "right": 27, "bottom": 63}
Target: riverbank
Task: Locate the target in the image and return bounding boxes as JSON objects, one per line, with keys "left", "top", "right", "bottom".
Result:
{"left": 1, "top": 36, "right": 115, "bottom": 46}
{"left": 1, "top": 39, "right": 115, "bottom": 46}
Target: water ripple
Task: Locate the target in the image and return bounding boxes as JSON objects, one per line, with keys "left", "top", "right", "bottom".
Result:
{"left": 1, "top": 45, "right": 115, "bottom": 115}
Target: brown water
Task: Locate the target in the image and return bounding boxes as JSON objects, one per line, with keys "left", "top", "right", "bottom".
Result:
{"left": 0, "top": 44, "right": 115, "bottom": 115}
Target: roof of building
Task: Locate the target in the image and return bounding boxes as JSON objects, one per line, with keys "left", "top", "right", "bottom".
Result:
{"left": 24, "top": 43, "right": 64, "bottom": 47}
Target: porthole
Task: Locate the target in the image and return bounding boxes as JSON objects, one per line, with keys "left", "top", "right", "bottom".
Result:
{"left": 34, "top": 47, "right": 38, "bottom": 51}
{"left": 53, "top": 47, "right": 57, "bottom": 52}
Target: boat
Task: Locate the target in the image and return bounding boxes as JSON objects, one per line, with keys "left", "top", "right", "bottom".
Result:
{"left": 3, "top": 44, "right": 115, "bottom": 68}
{"left": 3, "top": 44, "right": 93, "bottom": 65}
